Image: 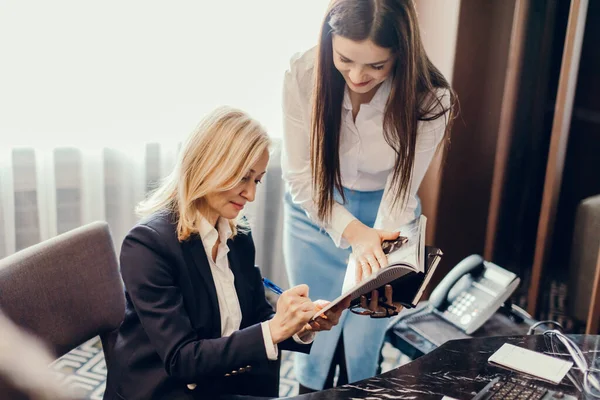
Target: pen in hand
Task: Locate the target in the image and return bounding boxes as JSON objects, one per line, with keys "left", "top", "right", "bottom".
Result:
{"left": 262, "top": 277, "right": 283, "bottom": 295}
{"left": 263, "top": 278, "right": 336, "bottom": 327}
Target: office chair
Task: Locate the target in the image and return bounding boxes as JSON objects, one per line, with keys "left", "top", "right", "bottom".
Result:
{"left": 568, "top": 194, "right": 600, "bottom": 332}
{"left": 0, "top": 221, "right": 125, "bottom": 394}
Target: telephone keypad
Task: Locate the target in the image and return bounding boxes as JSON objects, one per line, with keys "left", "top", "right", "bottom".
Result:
{"left": 447, "top": 291, "right": 480, "bottom": 324}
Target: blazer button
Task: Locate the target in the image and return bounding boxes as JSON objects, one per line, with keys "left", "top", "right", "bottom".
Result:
{"left": 187, "top": 384, "right": 197, "bottom": 390}
{"left": 231, "top": 370, "right": 238, "bottom": 375}
{"left": 224, "top": 373, "right": 231, "bottom": 377}
{"left": 246, "top": 365, "right": 252, "bottom": 371}
{"left": 238, "top": 367, "right": 246, "bottom": 373}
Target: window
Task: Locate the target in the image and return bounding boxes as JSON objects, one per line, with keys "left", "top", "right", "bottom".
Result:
{"left": 0, "top": 1, "right": 328, "bottom": 146}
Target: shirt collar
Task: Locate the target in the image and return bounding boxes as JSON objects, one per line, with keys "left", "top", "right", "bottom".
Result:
{"left": 198, "top": 216, "right": 233, "bottom": 250}
{"left": 342, "top": 76, "right": 392, "bottom": 113}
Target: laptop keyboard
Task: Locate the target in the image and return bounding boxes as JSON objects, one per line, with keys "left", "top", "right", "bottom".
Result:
{"left": 472, "top": 376, "right": 576, "bottom": 399}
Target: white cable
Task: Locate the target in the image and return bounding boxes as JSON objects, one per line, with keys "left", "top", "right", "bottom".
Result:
{"left": 544, "top": 330, "right": 600, "bottom": 398}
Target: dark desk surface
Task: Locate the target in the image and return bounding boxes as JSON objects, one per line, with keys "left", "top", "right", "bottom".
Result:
{"left": 388, "top": 302, "right": 536, "bottom": 359}
{"left": 289, "top": 334, "right": 600, "bottom": 400}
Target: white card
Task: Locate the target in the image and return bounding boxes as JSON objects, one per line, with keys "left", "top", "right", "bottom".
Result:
{"left": 488, "top": 343, "right": 573, "bottom": 384}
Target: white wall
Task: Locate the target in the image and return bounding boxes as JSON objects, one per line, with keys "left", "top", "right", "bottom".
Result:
{"left": 415, "top": 0, "right": 461, "bottom": 84}
{"left": 0, "top": 1, "right": 328, "bottom": 147}
{"left": 414, "top": 0, "right": 462, "bottom": 243}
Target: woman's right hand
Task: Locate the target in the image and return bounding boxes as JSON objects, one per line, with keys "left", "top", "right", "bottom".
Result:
{"left": 343, "top": 220, "right": 400, "bottom": 283}
{"left": 268, "top": 284, "right": 316, "bottom": 344}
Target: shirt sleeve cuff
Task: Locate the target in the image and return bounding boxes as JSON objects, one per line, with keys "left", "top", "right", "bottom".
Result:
{"left": 293, "top": 331, "right": 315, "bottom": 344}
{"left": 328, "top": 203, "right": 358, "bottom": 249}
{"left": 260, "top": 322, "right": 279, "bottom": 361}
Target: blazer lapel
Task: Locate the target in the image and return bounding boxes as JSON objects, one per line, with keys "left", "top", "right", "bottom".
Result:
{"left": 227, "top": 239, "right": 253, "bottom": 327}
{"left": 181, "top": 237, "right": 221, "bottom": 337}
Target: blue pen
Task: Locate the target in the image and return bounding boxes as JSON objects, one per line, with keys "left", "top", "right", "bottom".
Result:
{"left": 262, "top": 277, "right": 284, "bottom": 295}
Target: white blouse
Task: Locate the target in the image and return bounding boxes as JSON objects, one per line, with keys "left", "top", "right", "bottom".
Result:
{"left": 198, "top": 217, "right": 278, "bottom": 360}
{"left": 198, "top": 217, "right": 313, "bottom": 361}
{"left": 281, "top": 47, "right": 451, "bottom": 248}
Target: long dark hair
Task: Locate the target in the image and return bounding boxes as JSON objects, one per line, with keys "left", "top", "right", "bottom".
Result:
{"left": 311, "top": 0, "right": 456, "bottom": 222}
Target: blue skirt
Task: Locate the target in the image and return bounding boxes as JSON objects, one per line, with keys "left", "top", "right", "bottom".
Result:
{"left": 283, "top": 188, "right": 420, "bottom": 389}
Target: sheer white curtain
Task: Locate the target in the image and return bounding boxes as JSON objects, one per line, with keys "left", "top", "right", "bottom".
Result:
{"left": 0, "top": 0, "right": 328, "bottom": 286}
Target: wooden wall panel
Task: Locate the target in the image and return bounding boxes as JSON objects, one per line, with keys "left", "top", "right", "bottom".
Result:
{"left": 484, "top": 0, "right": 530, "bottom": 260}
{"left": 527, "top": 0, "right": 589, "bottom": 315}
{"left": 431, "top": 0, "right": 516, "bottom": 285}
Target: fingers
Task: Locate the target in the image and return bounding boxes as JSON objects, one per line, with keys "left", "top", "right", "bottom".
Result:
{"left": 299, "top": 298, "right": 316, "bottom": 314}
{"left": 307, "top": 321, "right": 319, "bottom": 331}
{"left": 369, "top": 289, "right": 379, "bottom": 312}
{"left": 313, "top": 300, "right": 330, "bottom": 320}
{"left": 311, "top": 317, "right": 335, "bottom": 331}
{"left": 339, "top": 296, "right": 352, "bottom": 310}
{"left": 393, "top": 303, "right": 403, "bottom": 314}
{"left": 360, "top": 249, "right": 387, "bottom": 279}
{"left": 379, "top": 230, "right": 400, "bottom": 241}
{"left": 350, "top": 227, "right": 395, "bottom": 282}
{"left": 385, "top": 284, "right": 393, "bottom": 306}
{"left": 354, "top": 257, "right": 363, "bottom": 283}
{"left": 313, "top": 296, "right": 350, "bottom": 329}
{"left": 284, "top": 290, "right": 315, "bottom": 319}
{"left": 297, "top": 307, "right": 317, "bottom": 329}
{"left": 310, "top": 320, "right": 334, "bottom": 332}
{"left": 365, "top": 254, "right": 381, "bottom": 275}
{"left": 272, "top": 283, "right": 326, "bottom": 341}
{"left": 280, "top": 285, "right": 313, "bottom": 314}
{"left": 359, "top": 257, "right": 373, "bottom": 279}
{"left": 313, "top": 299, "right": 330, "bottom": 311}
{"left": 360, "top": 295, "right": 368, "bottom": 310}
{"left": 288, "top": 284, "right": 309, "bottom": 297}
{"left": 323, "top": 309, "right": 341, "bottom": 325}
{"left": 374, "top": 248, "right": 388, "bottom": 269}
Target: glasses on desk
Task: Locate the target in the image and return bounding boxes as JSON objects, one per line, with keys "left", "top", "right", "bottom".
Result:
{"left": 348, "top": 285, "right": 401, "bottom": 318}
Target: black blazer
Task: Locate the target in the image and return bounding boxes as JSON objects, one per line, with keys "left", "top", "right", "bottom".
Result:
{"left": 103, "top": 211, "right": 310, "bottom": 400}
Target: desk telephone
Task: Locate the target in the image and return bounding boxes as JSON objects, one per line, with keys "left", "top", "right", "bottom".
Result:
{"left": 428, "top": 254, "right": 520, "bottom": 334}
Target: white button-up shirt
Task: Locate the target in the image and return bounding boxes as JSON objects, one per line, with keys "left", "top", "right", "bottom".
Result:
{"left": 198, "top": 217, "right": 279, "bottom": 360}
{"left": 282, "top": 47, "right": 450, "bottom": 248}
{"left": 197, "top": 217, "right": 313, "bottom": 362}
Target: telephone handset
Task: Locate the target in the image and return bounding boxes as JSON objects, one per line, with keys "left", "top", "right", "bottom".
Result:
{"left": 429, "top": 254, "right": 520, "bottom": 335}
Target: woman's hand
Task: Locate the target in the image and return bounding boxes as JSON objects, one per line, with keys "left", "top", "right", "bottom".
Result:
{"left": 343, "top": 220, "right": 400, "bottom": 282}
{"left": 303, "top": 297, "right": 351, "bottom": 333}
{"left": 268, "top": 284, "right": 316, "bottom": 344}
{"left": 358, "top": 285, "right": 403, "bottom": 318}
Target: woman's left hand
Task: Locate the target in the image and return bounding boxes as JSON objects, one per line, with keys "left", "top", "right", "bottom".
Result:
{"left": 342, "top": 220, "right": 400, "bottom": 282}
{"left": 304, "top": 297, "right": 351, "bottom": 332}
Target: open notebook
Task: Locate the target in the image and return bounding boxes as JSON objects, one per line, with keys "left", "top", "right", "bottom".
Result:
{"left": 312, "top": 215, "right": 442, "bottom": 320}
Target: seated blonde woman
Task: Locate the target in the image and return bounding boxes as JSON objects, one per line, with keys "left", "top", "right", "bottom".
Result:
{"left": 103, "top": 107, "right": 349, "bottom": 400}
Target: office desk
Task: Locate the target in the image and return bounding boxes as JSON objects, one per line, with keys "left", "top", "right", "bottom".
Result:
{"left": 290, "top": 335, "right": 600, "bottom": 399}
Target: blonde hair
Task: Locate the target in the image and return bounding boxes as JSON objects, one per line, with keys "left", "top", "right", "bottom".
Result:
{"left": 137, "top": 106, "right": 271, "bottom": 241}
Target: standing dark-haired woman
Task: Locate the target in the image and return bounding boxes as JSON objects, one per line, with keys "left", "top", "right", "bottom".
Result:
{"left": 281, "top": 0, "right": 455, "bottom": 392}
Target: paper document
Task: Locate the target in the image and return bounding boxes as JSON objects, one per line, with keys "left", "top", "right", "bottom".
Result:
{"left": 488, "top": 343, "right": 573, "bottom": 384}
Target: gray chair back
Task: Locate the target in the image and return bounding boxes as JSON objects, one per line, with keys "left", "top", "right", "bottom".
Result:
{"left": 568, "top": 194, "right": 600, "bottom": 323}
{"left": 0, "top": 221, "right": 125, "bottom": 359}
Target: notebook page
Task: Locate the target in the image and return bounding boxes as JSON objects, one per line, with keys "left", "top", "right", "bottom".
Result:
{"left": 488, "top": 343, "right": 573, "bottom": 384}
{"left": 386, "top": 216, "right": 426, "bottom": 272}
